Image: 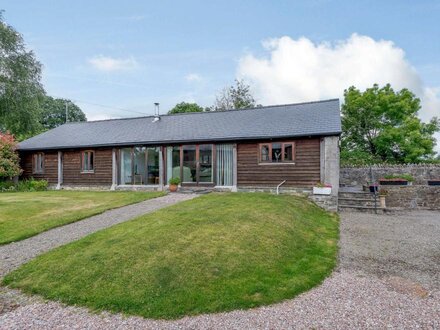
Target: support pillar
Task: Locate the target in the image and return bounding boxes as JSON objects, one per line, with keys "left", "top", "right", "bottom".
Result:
{"left": 56, "top": 151, "right": 63, "bottom": 190}
{"left": 158, "top": 146, "right": 164, "bottom": 191}
{"left": 110, "top": 148, "right": 117, "bottom": 190}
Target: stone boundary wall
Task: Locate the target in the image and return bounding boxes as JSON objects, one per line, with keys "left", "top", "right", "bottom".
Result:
{"left": 340, "top": 164, "right": 440, "bottom": 186}
{"left": 384, "top": 186, "right": 440, "bottom": 210}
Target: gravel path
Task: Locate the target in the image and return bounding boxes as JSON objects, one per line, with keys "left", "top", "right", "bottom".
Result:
{"left": 0, "top": 193, "right": 198, "bottom": 277}
{"left": 1, "top": 210, "right": 439, "bottom": 329}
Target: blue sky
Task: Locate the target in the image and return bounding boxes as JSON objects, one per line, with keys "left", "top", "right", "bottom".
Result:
{"left": 1, "top": 1, "right": 440, "bottom": 122}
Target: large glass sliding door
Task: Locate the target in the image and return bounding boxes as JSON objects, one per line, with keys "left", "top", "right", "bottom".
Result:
{"left": 182, "top": 145, "right": 197, "bottom": 183}
{"left": 120, "top": 148, "right": 132, "bottom": 185}
{"left": 119, "top": 147, "right": 160, "bottom": 185}
{"left": 199, "top": 144, "right": 213, "bottom": 183}
{"left": 146, "top": 147, "right": 160, "bottom": 184}
{"left": 166, "top": 144, "right": 214, "bottom": 185}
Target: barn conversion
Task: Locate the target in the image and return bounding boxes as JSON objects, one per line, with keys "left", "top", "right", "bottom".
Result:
{"left": 17, "top": 99, "right": 341, "bottom": 196}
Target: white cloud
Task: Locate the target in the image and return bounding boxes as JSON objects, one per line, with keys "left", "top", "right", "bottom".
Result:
{"left": 185, "top": 73, "right": 202, "bottom": 82}
{"left": 88, "top": 55, "right": 139, "bottom": 72}
{"left": 238, "top": 34, "right": 440, "bottom": 123}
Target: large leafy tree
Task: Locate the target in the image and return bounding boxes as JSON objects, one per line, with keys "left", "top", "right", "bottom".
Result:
{"left": 39, "top": 96, "right": 86, "bottom": 129}
{"left": 341, "top": 84, "right": 440, "bottom": 164}
{"left": 0, "top": 132, "right": 21, "bottom": 179}
{"left": 168, "top": 102, "right": 203, "bottom": 115}
{"left": 0, "top": 12, "right": 45, "bottom": 139}
{"left": 210, "top": 79, "right": 257, "bottom": 111}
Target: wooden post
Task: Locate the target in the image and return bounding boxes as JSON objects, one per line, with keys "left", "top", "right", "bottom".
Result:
{"left": 232, "top": 144, "right": 238, "bottom": 192}
{"left": 56, "top": 151, "right": 63, "bottom": 190}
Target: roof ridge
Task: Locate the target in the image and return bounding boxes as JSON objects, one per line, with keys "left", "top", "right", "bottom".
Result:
{"left": 65, "top": 98, "right": 339, "bottom": 124}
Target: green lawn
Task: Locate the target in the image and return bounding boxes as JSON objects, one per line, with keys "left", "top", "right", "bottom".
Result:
{"left": 3, "top": 193, "right": 339, "bottom": 319}
{"left": 0, "top": 191, "right": 164, "bottom": 244}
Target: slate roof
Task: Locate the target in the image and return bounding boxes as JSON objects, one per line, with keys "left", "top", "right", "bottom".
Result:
{"left": 18, "top": 99, "right": 341, "bottom": 151}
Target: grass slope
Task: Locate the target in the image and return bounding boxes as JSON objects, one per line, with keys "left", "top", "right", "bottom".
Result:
{"left": 3, "top": 193, "right": 339, "bottom": 319}
{"left": 0, "top": 191, "right": 164, "bottom": 244}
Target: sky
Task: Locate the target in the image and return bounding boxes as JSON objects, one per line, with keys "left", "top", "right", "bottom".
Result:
{"left": 1, "top": 1, "right": 440, "bottom": 133}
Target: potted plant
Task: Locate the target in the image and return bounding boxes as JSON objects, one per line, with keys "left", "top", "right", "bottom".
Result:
{"left": 378, "top": 189, "right": 388, "bottom": 208}
{"left": 379, "top": 174, "right": 413, "bottom": 186}
{"left": 313, "top": 182, "right": 332, "bottom": 195}
{"left": 168, "top": 177, "right": 180, "bottom": 192}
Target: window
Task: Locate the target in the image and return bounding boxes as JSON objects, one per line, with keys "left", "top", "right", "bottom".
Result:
{"left": 81, "top": 150, "right": 94, "bottom": 172}
{"left": 260, "top": 144, "right": 270, "bottom": 162}
{"left": 259, "top": 142, "right": 295, "bottom": 163}
{"left": 33, "top": 153, "right": 44, "bottom": 174}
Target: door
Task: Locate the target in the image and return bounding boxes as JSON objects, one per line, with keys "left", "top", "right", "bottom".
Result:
{"left": 173, "top": 144, "right": 214, "bottom": 185}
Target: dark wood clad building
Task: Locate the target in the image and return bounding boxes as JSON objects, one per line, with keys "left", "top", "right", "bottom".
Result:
{"left": 18, "top": 100, "right": 341, "bottom": 194}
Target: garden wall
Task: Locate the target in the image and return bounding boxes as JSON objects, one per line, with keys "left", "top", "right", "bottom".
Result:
{"left": 340, "top": 164, "right": 440, "bottom": 186}
{"left": 385, "top": 186, "right": 440, "bottom": 210}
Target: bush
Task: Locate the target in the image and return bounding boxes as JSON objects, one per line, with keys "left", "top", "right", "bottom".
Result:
{"left": 0, "top": 132, "right": 22, "bottom": 179}
{"left": 383, "top": 174, "right": 414, "bottom": 182}
{"left": 0, "top": 178, "right": 48, "bottom": 192}
{"left": 168, "top": 177, "right": 181, "bottom": 185}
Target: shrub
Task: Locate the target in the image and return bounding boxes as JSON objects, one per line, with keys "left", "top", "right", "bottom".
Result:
{"left": 168, "top": 177, "right": 181, "bottom": 185}
{"left": 383, "top": 174, "right": 414, "bottom": 182}
{"left": 1, "top": 178, "right": 48, "bottom": 192}
{"left": 0, "top": 132, "right": 22, "bottom": 179}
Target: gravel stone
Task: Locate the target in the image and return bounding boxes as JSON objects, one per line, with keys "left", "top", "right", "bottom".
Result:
{"left": 1, "top": 209, "right": 439, "bottom": 329}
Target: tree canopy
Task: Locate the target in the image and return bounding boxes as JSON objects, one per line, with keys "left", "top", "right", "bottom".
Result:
{"left": 341, "top": 84, "right": 439, "bottom": 164}
{"left": 168, "top": 102, "right": 204, "bottom": 115}
{"left": 39, "top": 96, "right": 86, "bottom": 130}
{"left": 210, "top": 79, "right": 257, "bottom": 111}
{"left": 0, "top": 12, "right": 45, "bottom": 139}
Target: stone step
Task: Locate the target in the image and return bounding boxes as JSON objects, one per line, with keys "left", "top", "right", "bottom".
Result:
{"left": 338, "top": 197, "right": 380, "bottom": 207}
{"left": 338, "top": 204, "right": 386, "bottom": 214}
{"left": 338, "top": 191, "right": 374, "bottom": 199}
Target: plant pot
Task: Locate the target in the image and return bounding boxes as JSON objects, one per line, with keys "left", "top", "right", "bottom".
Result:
{"left": 379, "top": 179, "right": 409, "bottom": 186}
{"left": 427, "top": 180, "right": 440, "bottom": 186}
{"left": 369, "top": 185, "right": 378, "bottom": 193}
{"left": 169, "top": 184, "right": 178, "bottom": 192}
{"left": 379, "top": 195, "right": 386, "bottom": 208}
{"left": 313, "top": 187, "right": 331, "bottom": 195}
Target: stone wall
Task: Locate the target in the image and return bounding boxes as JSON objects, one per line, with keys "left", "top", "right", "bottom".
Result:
{"left": 340, "top": 164, "right": 440, "bottom": 186}
{"left": 384, "top": 186, "right": 440, "bottom": 210}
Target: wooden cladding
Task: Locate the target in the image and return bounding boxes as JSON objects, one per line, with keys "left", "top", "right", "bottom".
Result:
{"left": 20, "top": 148, "right": 112, "bottom": 186}
{"left": 21, "top": 152, "right": 58, "bottom": 184}
{"left": 63, "top": 149, "right": 112, "bottom": 186}
{"left": 237, "top": 138, "right": 321, "bottom": 187}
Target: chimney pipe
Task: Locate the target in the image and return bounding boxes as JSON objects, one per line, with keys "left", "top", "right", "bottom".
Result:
{"left": 152, "top": 102, "right": 160, "bottom": 122}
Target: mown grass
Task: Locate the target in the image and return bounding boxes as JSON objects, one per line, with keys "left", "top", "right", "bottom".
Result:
{"left": 0, "top": 191, "right": 164, "bottom": 244}
{"left": 3, "top": 193, "right": 339, "bottom": 319}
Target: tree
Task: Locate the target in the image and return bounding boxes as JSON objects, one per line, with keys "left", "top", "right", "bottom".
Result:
{"left": 39, "top": 96, "right": 86, "bottom": 129}
{"left": 0, "top": 132, "right": 21, "bottom": 179}
{"left": 0, "top": 12, "right": 45, "bottom": 139}
{"left": 210, "top": 79, "right": 257, "bottom": 111}
{"left": 341, "top": 84, "right": 440, "bottom": 164}
{"left": 168, "top": 102, "right": 204, "bottom": 115}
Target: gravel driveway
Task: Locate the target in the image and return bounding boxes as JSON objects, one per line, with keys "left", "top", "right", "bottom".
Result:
{"left": 1, "top": 210, "right": 439, "bottom": 329}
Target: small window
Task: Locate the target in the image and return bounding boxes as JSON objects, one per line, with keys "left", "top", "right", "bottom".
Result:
{"left": 259, "top": 142, "right": 295, "bottom": 163}
{"left": 33, "top": 153, "right": 44, "bottom": 174}
{"left": 81, "top": 150, "right": 94, "bottom": 172}
{"left": 272, "top": 143, "right": 282, "bottom": 162}
{"left": 283, "top": 143, "right": 293, "bottom": 162}
{"left": 260, "top": 144, "right": 270, "bottom": 162}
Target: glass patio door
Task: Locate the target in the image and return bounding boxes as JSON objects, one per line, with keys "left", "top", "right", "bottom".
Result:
{"left": 168, "top": 145, "right": 213, "bottom": 185}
